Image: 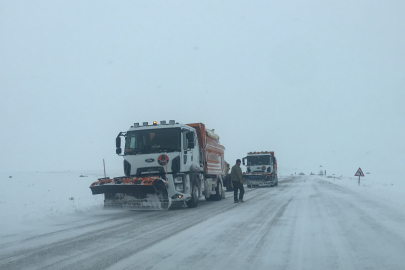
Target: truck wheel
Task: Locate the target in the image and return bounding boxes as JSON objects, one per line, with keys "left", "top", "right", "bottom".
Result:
{"left": 213, "top": 180, "right": 223, "bottom": 201}
{"left": 226, "top": 181, "right": 233, "bottom": 192}
{"left": 269, "top": 175, "right": 274, "bottom": 187}
{"left": 208, "top": 180, "right": 223, "bottom": 201}
{"left": 228, "top": 179, "right": 234, "bottom": 191}
{"left": 186, "top": 179, "right": 199, "bottom": 208}
{"left": 224, "top": 175, "right": 232, "bottom": 192}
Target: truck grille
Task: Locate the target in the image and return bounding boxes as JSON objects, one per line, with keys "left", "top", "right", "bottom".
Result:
{"left": 136, "top": 167, "right": 167, "bottom": 180}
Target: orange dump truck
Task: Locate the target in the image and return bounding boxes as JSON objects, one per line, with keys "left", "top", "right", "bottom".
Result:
{"left": 90, "top": 121, "right": 226, "bottom": 210}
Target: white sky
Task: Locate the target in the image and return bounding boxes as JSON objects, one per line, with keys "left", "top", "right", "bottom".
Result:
{"left": 1, "top": 1, "right": 404, "bottom": 175}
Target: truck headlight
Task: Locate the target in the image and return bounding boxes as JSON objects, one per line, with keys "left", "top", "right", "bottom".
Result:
{"left": 174, "top": 176, "right": 183, "bottom": 183}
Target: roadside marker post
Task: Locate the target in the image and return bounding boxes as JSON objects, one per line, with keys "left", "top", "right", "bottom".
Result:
{"left": 354, "top": 167, "right": 365, "bottom": 186}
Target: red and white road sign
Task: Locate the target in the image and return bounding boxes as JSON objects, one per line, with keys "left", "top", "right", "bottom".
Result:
{"left": 355, "top": 167, "right": 364, "bottom": 177}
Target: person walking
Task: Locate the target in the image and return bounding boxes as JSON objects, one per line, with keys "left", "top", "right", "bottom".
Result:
{"left": 231, "top": 159, "right": 244, "bottom": 203}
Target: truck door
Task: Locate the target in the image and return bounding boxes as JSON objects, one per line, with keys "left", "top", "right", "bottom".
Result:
{"left": 182, "top": 130, "right": 196, "bottom": 169}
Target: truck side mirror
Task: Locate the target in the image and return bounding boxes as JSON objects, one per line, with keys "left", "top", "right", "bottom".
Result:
{"left": 273, "top": 157, "right": 276, "bottom": 164}
{"left": 242, "top": 157, "right": 246, "bottom": 165}
{"left": 186, "top": 132, "right": 195, "bottom": 148}
{"left": 116, "top": 136, "right": 122, "bottom": 155}
{"left": 116, "top": 136, "right": 121, "bottom": 148}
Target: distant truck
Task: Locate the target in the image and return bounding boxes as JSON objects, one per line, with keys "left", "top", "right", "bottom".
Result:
{"left": 242, "top": 151, "right": 278, "bottom": 187}
{"left": 90, "top": 121, "right": 226, "bottom": 210}
{"left": 222, "top": 161, "right": 233, "bottom": 192}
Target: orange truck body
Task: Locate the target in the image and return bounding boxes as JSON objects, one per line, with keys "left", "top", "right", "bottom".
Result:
{"left": 187, "top": 123, "right": 225, "bottom": 176}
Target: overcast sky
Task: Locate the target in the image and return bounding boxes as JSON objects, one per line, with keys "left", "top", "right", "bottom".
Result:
{"left": 1, "top": 1, "right": 404, "bottom": 176}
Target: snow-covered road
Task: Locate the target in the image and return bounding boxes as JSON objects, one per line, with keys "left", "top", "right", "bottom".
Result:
{"left": 1, "top": 175, "right": 405, "bottom": 270}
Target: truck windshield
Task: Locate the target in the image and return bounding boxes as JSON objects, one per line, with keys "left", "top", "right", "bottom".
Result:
{"left": 124, "top": 128, "right": 181, "bottom": 155}
{"left": 247, "top": 155, "right": 271, "bottom": 166}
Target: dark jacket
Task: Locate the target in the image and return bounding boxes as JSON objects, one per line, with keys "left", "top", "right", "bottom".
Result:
{"left": 231, "top": 164, "right": 243, "bottom": 182}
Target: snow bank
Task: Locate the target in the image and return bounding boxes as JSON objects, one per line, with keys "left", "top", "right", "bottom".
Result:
{"left": 314, "top": 171, "right": 405, "bottom": 207}
{"left": 0, "top": 170, "right": 121, "bottom": 235}
{"left": 278, "top": 164, "right": 405, "bottom": 208}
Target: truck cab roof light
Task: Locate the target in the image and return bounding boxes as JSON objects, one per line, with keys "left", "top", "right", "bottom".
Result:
{"left": 160, "top": 120, "right": 166, "bottom": 125}
{"left": 153, "top": 121, "right": 157, "bottom": 125}
{"left": 133, "top": 123, "right": 139, "bottom": 127}
{"left": 169, "top": 120, "right": 175, "bottom": 125}
{"left": 143, "top": 122, "right": 148, "bottom": 126}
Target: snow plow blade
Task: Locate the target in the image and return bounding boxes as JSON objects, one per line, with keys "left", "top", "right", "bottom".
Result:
{"left": 90, "top": 176, "right": 171, "bottom": 210}
{"left": 243, "top": 173, "right": 274, "bottom": 187}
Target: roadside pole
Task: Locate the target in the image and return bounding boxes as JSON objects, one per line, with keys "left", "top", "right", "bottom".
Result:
{"left": 355, "top": 167, "right": 364, "bottom": 186}
{"left": 103, "top": 159, "right": 107, "bottom": 179}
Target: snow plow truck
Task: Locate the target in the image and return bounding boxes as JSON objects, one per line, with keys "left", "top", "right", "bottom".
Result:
{"left": 90, "top": 121, "right": 226, "bottom": 210}
{"left": 242, "top": 151, "right": 278, "bottom": 187}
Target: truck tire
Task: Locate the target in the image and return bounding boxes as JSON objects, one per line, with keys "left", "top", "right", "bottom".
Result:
{"left": 269, "top": 175, "right": 275, "bottom": 187}
{"left": 186, "top": 179, "right": 199, "bottom": 208}
{"left": 224, "top": 175, "right": 233, "bottom": 192}
{"left": 212, "top": 180, "right": 223, "bottom": 201}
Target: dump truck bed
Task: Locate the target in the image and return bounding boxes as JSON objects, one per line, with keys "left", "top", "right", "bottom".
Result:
{"left": 187, "top": 123, "right": 225, "bottom": 175}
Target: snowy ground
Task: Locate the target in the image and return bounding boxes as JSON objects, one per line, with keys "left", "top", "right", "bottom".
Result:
{"left": 320, "top": 173, "right": 405, "bottom": 208}
{"left": 1, "top": 170, "right": 405, "bottom": 269}
{"left": 0, "top": 170, "right": 109, "bottom": 236}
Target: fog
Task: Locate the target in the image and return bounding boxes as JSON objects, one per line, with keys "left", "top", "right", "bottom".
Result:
{"left": 1, "top": 1, "right": 404, "bottom": 177}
